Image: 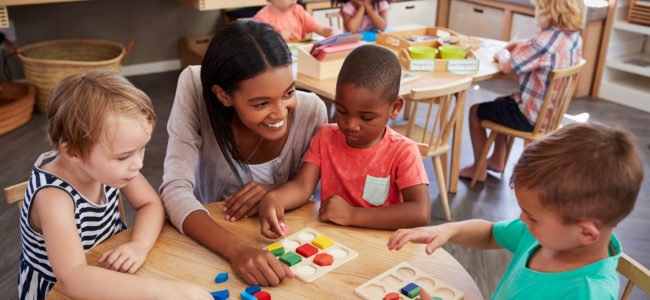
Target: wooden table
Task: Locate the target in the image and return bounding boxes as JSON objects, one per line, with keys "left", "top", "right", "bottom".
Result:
{"left": 296, "top": 38, "right": 506, "bottom": 193}
{"left": 49, "top": 202, "right": 483, "bottom": 299}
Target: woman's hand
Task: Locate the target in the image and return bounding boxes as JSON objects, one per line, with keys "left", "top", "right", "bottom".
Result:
{"left": 98, "top": 241, "right": 150, "bottom": 274}
{"left": 229, "top": 244, "right": 294, "bottom": 286}
{"left": 259, "top": 195, "right": 289, "bottom": 239}
{"left": 224, "top": 181, "right": 275, "bottom": 222}
{"left": 319, "top": 195, "right": 355, "bottom": 226}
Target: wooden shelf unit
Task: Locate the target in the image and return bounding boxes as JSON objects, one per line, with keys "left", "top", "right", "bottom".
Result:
{"left": 598, "top": 0, "right": 650, "bottom": 112}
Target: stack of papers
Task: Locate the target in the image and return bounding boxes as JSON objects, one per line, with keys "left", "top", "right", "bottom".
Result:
{"left": 309, "top": 33, "right": 363, "bottom": 61}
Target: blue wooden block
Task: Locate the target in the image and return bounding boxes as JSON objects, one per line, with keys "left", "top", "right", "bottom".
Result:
{"left": 215, "top": 272, "right": 229, "bottom": 283}
{"left": 240, "top": 291, "right": 257, "bottom": 300}
{"left": 211, "top": 289, "right": 229, "bottom": 300}
{"left": 401, "top": 282, "right": 419, "bottom": 296}
{"left": 245, "top": 285, "right": 261, "bottom": 295}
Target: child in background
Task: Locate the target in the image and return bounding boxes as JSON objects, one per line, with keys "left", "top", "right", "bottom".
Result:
{"left": 18, "top": 71, "right": 210, "bottom": 300}
{"left": 459, "top": 0, "right": 584, "bottom": 182}
{"left": 332, "top": 0, "right": 389, "bottom": 33}
{"left": 258, "top": 45, "right": 430, "bottom": 238}
{"left": 254, "top": 0, "right": 334, "bottom": 40}
{"left": 389, "top": 123, "right": 644, "bottom": 299}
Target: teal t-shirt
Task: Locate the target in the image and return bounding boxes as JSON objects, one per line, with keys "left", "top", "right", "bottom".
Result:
{"left": 491, "top": 218, "right": 622, "bottom": 300}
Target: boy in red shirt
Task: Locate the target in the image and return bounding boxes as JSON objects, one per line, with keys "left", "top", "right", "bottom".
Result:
{"left": 258, "top": 45, "right": 431, "bottom": 238}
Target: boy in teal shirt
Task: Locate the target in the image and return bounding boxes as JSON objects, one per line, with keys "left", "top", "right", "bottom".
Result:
{"left": 388, "top": 123, "right": 644, "bottom": 299}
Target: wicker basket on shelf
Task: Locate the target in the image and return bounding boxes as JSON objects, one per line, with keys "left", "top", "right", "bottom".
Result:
{"left": 0, "top": 82, "right": 36, "bottom": 135}
{"left": 628, "top": 0, "right": 650, "bottom": 26}
{"left": 17, "top": 39, "right": 131, "bottom": 113}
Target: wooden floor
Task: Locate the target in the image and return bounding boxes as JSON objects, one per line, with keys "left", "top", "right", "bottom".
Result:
{"left": 1, "top": 71, "right": 648, "bottom": 299}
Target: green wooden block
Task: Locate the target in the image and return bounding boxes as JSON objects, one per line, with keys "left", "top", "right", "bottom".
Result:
{"left": 271, "top": 246, "right": 285, "bottom": 256}
{"left": 406, "top": 286, "right": 421, "bottom": 299}
{"left": 279, "top": 251, "right": 302, "bottom": 266}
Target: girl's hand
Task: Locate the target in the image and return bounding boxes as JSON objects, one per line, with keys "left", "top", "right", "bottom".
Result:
{"left": 319, "top": 195, "right": 355, "bottom": 226}
{"left": 387, "top": 225, "right": 454, "bottom": 255}
{"left": 158, "top": 281, "right": 213, "bottom": 300}
{"left": 98, "top": 241, "right": 150, "bottom": 273}
{"left": 224, "top": 181, "right": 275, "bottom": 222}
{"left": 259, "top": 196, "right": 288, "bottom": 239}
{"left": 362, "top": 0, "right": 374, "bottom": 11}
{"left": 230, "top": 244, "right": 294, "bottom": 286}
{"left": 350, "top": 0, "right": 364, "bottom": 8}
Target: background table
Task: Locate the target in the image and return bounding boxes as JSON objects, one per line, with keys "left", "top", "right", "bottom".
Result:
{"left": 49, "top": 202, "right": 483, "bottom": 299}
{"left": 296, "top": 37, "right": 507, "bottom": 194}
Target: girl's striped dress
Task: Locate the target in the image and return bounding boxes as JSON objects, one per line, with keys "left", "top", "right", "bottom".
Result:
{"left": 18, "top": 151, "right": 126, "bottom": 300}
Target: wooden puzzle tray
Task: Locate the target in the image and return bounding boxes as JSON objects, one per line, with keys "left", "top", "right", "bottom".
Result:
{"left": 355, "top": 262, "right": 464, "bottom": 300}
{"left": 264, "top": 227, "right": 358, "bottom": 283}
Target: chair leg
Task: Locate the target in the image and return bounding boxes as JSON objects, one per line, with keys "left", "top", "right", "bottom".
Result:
{"left": 471, "top": 130, "right": 498, "bottom": 188}
{"left": 503, "top": 136, "right": 515, "bottom": 172}
{"left": 403, "top": 100, "right": 412, "bottom": 120}
{"left": 434, "top": 156, "right": 452, "bottom": 221}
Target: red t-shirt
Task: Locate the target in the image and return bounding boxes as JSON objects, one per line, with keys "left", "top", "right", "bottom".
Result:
{"left": 303, "top": 124, "right": 429, "bottom": 207}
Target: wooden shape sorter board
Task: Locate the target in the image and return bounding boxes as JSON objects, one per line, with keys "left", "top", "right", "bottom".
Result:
{"left": 354, "top": 262, "right": 464, "bottom": 300}
{"left": 263, "top": 228, "right": 358, "bottom": 283}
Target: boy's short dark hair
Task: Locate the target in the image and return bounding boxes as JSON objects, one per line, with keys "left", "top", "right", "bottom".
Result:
{"left": 511, "top": 123, "right": 643, "bottom": 226}
{"left": 337, "top": 44, "right": 401, "bottom": 102}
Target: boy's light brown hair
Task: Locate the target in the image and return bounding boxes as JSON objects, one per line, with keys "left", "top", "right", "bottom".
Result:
{"left": 533, "top": 0, "right": 585, "bottom": 31}
{"left": 47, "top": 70, "right": 156, "bottom": 160}
{"left": 511, "top": 123, "right": 643, "bottom": 227}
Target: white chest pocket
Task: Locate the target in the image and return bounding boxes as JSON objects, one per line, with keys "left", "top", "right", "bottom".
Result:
{"left": 362, "top": 175, "right": 390, "bottom": 206}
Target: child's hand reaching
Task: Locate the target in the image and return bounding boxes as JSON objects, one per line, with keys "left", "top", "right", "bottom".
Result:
{"left": 319, "top": 195, "right": 355, "bottom": 226}
{"left": 98, "top": 241, "right": 150, "bottom": 273}
{"left": 387, "top": 224, "right": 455, "bottom": 255}
{"left": 259, "top": 195, "right": 288, "bottom": 239}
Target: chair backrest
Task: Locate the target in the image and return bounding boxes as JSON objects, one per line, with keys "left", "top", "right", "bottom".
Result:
{"left": 532, "top": 59, "right": 586, "bottom": 135}
{"left": 325, "top": 11, "right": 343, "bottom": 32}
{"left": 4, "top": 181, "right": 27, "bottom": 209}
{"left": 403, "top": 77, "right": 473, "bottom": 157}
{"left": 4, "top": 180, "right": 127, "bottom": 224}
{"left": 618, "top": 253, "right": 650, "bottom": 299}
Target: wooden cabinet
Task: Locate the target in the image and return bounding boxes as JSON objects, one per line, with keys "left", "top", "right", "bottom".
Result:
{"left": 448, "top": 0, "right": 504, "bottom": 40}
{"left": 510, "top": 13, "right": 537, "bottom": 40}
{"left": 388, "top": 0, "right": 438, "bottom": 28}
{"left": 308, "top": 0, "right": 438, "bottom": 31}
{"left": 598, "top": 2, "right": 650, "bottom": 113}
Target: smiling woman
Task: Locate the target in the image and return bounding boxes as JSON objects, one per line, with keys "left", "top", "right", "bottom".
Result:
{"left": 159, "top": 21, "right": 327, "bottom": 287}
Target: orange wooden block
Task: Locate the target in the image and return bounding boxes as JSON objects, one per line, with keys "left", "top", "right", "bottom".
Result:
{"left": 313, "top": 253, "right": 334, "bottom": 266}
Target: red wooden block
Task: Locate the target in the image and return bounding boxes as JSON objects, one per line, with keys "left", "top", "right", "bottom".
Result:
{"left": 254, "top": 291, "right": 271, "bottom": 300}
{"left": 313, "top": 253, "right": 334, "bottom": 266}
{"left": 384, "top": 292, "right": 400, "bottom": 300}
{"left": 296, "top": 243, "right": 318, "bottom": 258}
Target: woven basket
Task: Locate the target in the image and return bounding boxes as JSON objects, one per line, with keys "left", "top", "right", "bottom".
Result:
{"left": 17, "top": 39, "right": 127, "bottom": 113}
{"left": 0, "top": 82, "right": 36, "bottom": 135}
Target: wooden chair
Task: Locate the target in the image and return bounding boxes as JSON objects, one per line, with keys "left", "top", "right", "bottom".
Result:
{"left": 470, "top": 59, "right": 586, "bottom": 188}
{"left": 391, "top": 77, "right": 473, "bottom": 221}
{"left": 325, "top": 11, "right": 344, "bottom": 32}
{"left": 618, "top": 253, "right": 650, "bottom": 299}
{"left": 4, "top": 181, "right": 126, "bottom": 224}
{"left": 4, "top": 181, "right": 27, "bottom": 209}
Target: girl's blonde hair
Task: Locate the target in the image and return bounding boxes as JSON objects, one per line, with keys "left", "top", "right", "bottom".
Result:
{"left": 47, "top": 70, "right": 156, "bottom": 160}
{"left": 533, "top": 0, "right": 585, "bottom": 31}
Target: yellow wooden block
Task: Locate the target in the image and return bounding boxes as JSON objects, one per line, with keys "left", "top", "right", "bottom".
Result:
{"left": 267, "top": 243, "right": 282, "bottom": 252}
{"left": 312, "top": 235, "right": 333, "bottom": 250}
